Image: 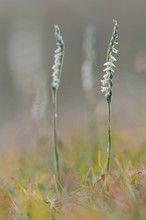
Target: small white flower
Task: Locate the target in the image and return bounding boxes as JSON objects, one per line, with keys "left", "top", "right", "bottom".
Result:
{"left": 101, "top": 79, "right": 109, "bottom": 86}
{"left": 55, "top": 48, "right": 61, "bottom": 53}
{"left": 104, "top": 62, "right": 115, "bottom": 67}
{"left": 101, "top": 86, "right": 108, "bottom": 92}
{"left": 110, "top": 55, "right": 117, "bottom": 62}
{"left": 112, "top": 48, "right": 118, "bottom": 54}
{"left": 54, "top": 53, "right": 61, "bottom": 60}
{"left": 52, "top": 63, "right": 60, "bottom": 71}
{"left": 103, "top": 67, "right": 114, "bottom": 73}
{"left": 103, "top": 72, "right": 110, "bottom": 79}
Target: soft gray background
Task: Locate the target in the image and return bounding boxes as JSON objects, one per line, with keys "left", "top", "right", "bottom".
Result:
{"left": 0, "top": 0, "right": 146, "bottom": 147}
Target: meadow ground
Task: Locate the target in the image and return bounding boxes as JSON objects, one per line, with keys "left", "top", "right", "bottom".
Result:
{"left": 0, "top": 125, "right": 145, "bottom": 220}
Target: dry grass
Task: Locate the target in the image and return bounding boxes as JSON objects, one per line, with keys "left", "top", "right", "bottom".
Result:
{"left": 0, "top": 128, "right": 145, "bottom": 220}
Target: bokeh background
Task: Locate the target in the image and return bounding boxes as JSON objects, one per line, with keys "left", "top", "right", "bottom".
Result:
{"left": 1, "top": 0, "right": 146, "bottom": 149}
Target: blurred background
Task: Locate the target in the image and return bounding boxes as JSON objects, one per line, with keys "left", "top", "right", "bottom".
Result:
{"left": 1, "top": 0, "right": 146, "bottom": 149}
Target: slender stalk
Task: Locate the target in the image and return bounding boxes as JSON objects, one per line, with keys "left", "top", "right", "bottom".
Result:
{"left": 101, "top": 20, "right": 118, "bottom": 175}
{"left": 52, "top": 88, "right": 60, "bottom": 182}
{"left": 51, "top": 25, "right": 64, "bottom": 183}
{"left": 106, "top": 101, "right": 111, "bottom": 174}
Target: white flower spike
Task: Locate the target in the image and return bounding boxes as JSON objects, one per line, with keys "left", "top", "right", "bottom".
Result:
{"left": 101, "top": 20, "right": 118, "bottom": 103}
{"left": 52, "top": 25, "right": 65, "bottom": 90}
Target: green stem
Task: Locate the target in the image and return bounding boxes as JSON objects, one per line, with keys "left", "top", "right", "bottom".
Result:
{"left": 52, "top": 89, "right": 60, "bottom": 182}
{"left": 106, "top": 102, "right": 111, "bottom": 174}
